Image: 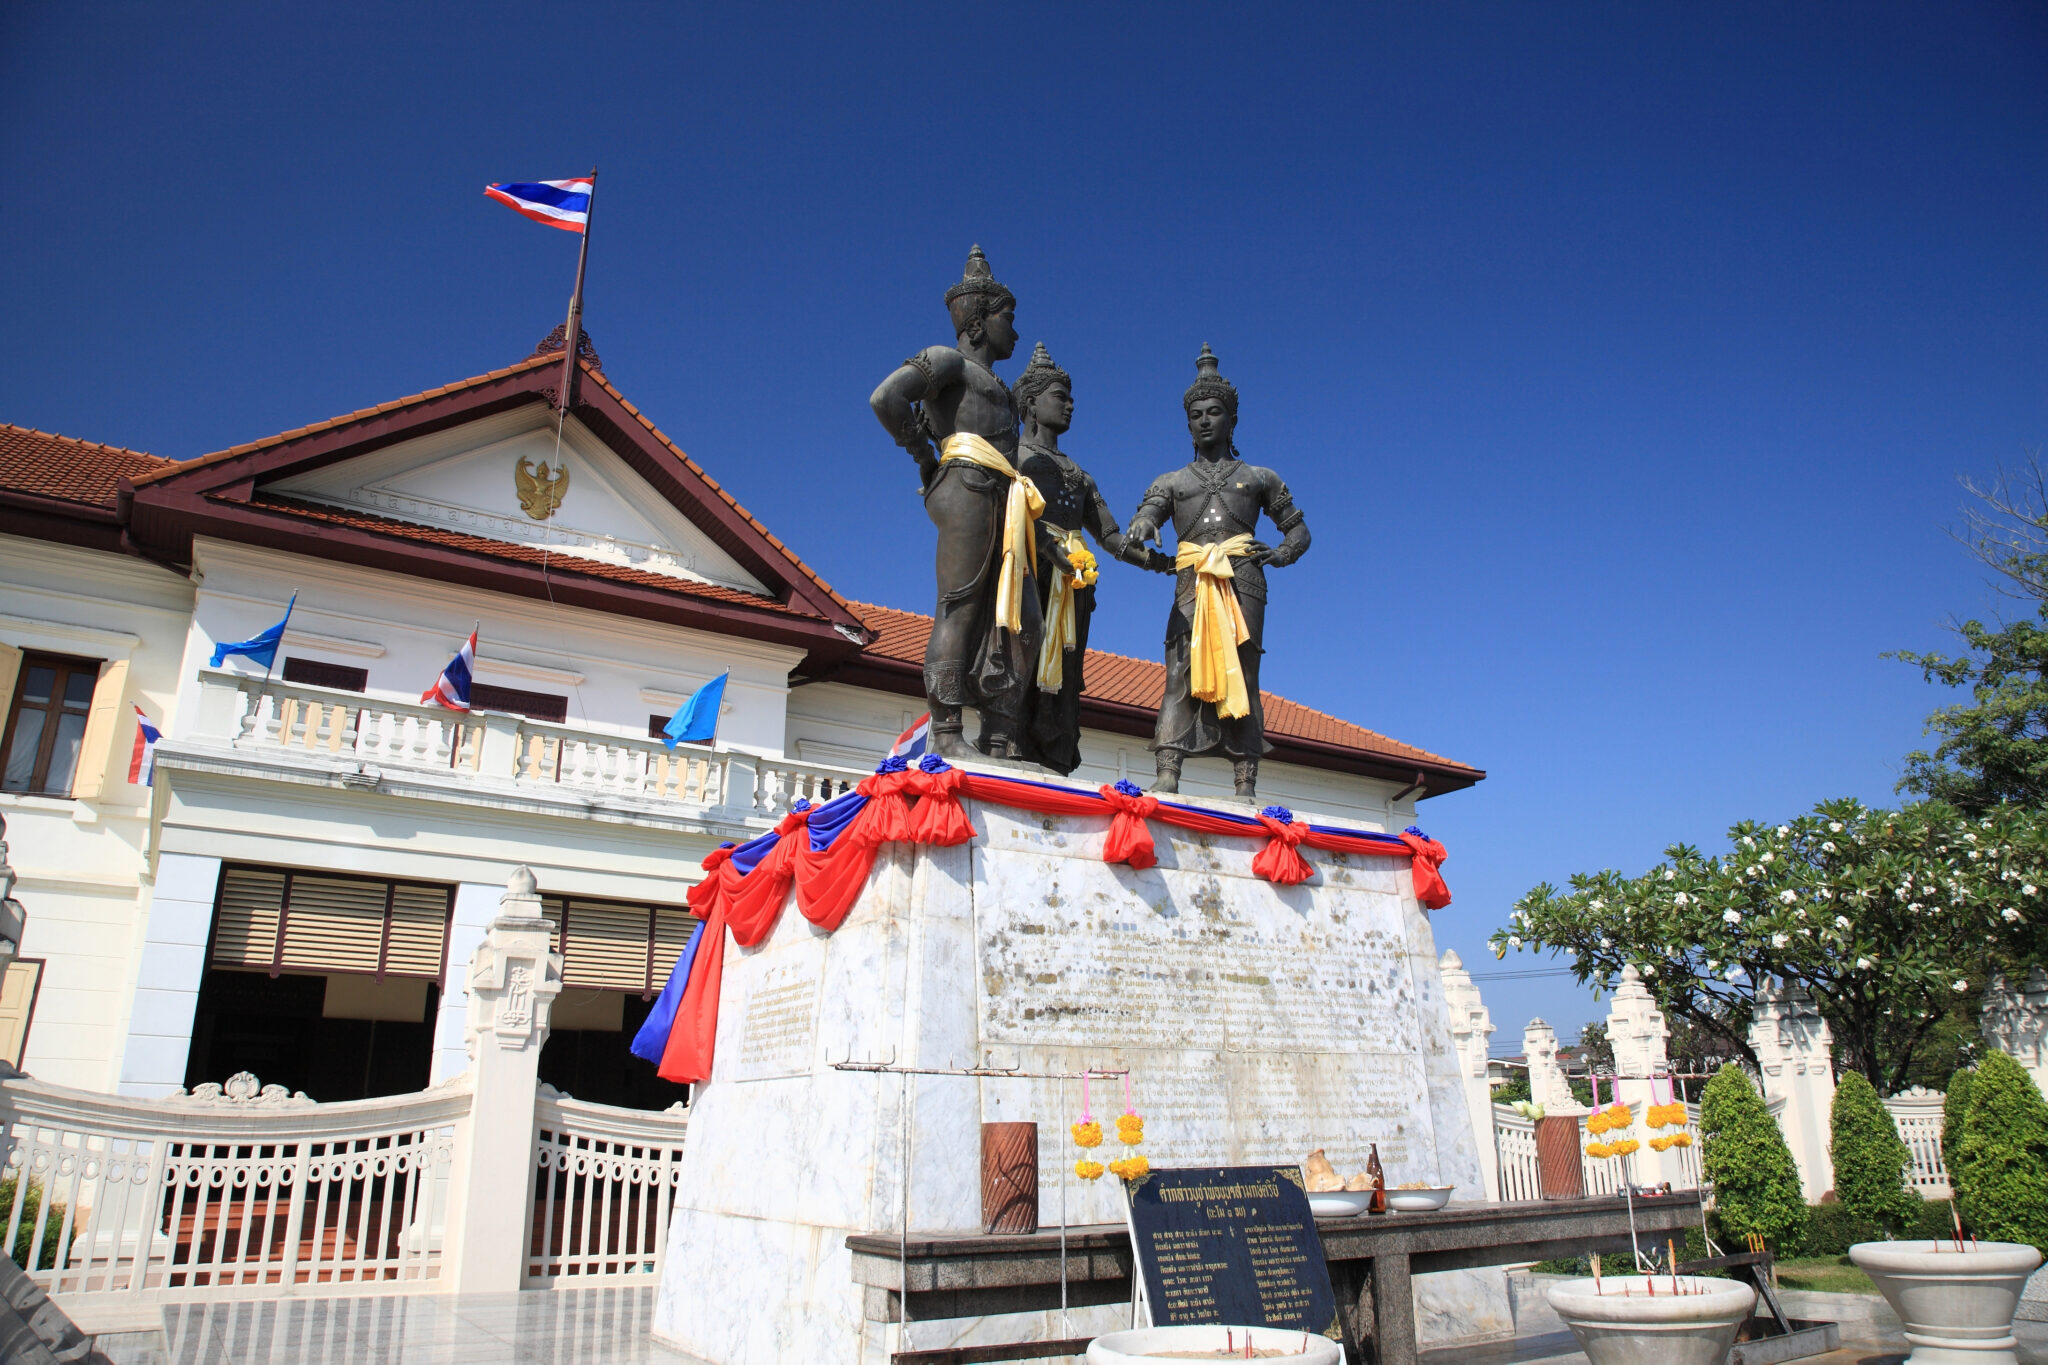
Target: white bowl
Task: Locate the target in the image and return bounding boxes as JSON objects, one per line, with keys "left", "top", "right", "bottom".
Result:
{"left": 1848, "top": 1239, "right": 2043, "bottom": 1362}
{"left": 1088, "top": 1324, "right": 1342, "bottom": 1363}
{"left": 1306, "top": 1190, "right": 1372, "bottom": 1217}
{"left": 1385, "top": 1186, "right": 1454, "bottom": 1212}
{"left": 1544, "top": 1275, "right": 1755, "bottom": 1365}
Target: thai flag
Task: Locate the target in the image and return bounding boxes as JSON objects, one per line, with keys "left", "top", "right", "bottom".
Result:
{"left": 483, "top": 178, "right": 592, "bottom": 233}
{"left": 422, "top": 631, "right": 477, "bottom": 711}
{"left": 128, "top": 705, "right": 161, "bottom": 787}
{"left": 889, "top": 714, "right": 930, "bottom": 760}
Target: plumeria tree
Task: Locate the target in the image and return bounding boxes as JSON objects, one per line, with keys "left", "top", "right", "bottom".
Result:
{"left": 1490, "top": 799, "right": 2048, "bottom": 1093}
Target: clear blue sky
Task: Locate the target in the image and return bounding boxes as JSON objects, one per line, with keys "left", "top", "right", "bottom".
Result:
{"left": 6, "top": 4, "right": 2045, "bottom": 1045}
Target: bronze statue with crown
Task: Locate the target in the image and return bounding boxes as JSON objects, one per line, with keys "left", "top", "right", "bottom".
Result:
{"left": 1127, "top": 346, "right": 1312, "bottom": 798}
{"left": 1010, "top": 342, "right": 1171, "bottom": 774}
{"left": 869, "top": 247, "right": 1050, "bottom": 760}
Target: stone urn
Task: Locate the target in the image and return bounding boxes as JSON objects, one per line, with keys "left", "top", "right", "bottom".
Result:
{"left": 1087, "top": 1325, "right": 1342, "bottom": 1363}
{"left": 1848, "top": 1240, "right": 2044, "bottom": 1363}
{"left": 1543, "top": 1275, "right": 1756, "bottom": 1365}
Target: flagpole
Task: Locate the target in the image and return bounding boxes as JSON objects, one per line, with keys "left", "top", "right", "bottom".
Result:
{"left": 235, "top": 592, "right": 295, "bottom": 749}
{"left": 559, "top": 166, "right": 597, "bottom": 416}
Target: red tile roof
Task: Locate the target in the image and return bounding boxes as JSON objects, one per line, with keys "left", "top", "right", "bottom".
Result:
{"left": 846, "top": 600, "right": 1476, "bottom": 776}
{"left": 246, "top": 493, "right": 828, "bottom": 618}
{"left": 0, "top": 424, "right": 173, "bottom": 506}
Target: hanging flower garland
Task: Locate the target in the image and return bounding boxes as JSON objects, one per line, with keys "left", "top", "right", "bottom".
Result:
{"left": 1074, "top": 1073, "right": 1106, "bottom": 1180}
{"left": 1585, "top": 1102, "right": 1640, "bottom": 1160}
{"left": 1107, "top": 1075, "right": 1149, "bottom": 1181}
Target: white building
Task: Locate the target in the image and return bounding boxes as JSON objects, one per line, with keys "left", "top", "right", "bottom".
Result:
{"left": 0, "top": 336, "right": 1482, "bottom": 1109}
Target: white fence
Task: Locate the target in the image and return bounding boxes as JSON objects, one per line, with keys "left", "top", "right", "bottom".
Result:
{"left": 1884, "top": 1086, "right": 1952, "bottom": 1199}
{"left": 196, "top": 670, "right": 865, "bottom": 819}
{"left": 1492, "top": 1100, "right": 1702, "bottom": 1201}
{"left": 0, "top": 1070, "right": 693, "bottom": 1309}
{"left": 527, "top": 1087, "right": 689, "bottom": 1285}
{"left": 1491, "top": 1087, "right": 1952, "bottom": 1204}
{"left": 0, "top": 1075, "right": 465, "bottom": 1304}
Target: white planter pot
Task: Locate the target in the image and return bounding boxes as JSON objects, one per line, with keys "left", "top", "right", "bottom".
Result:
{"left": 1087, "top": 1324, "right": 1343, "bottom": 1363}
{"left": 1848, "top": 1239, "right": 2045, "bottom": 1363}
{"left": 1544, "top": 1275, "right": 1756, "bottom": 1365}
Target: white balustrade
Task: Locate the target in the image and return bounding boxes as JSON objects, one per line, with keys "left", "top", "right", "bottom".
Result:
{"left": 1490, "top": 1097, "right": 1702, "bottom": 1202}
{"left": 0, "top": 1072, "right": 465, "bottom": 1306}
{"left": 190, "top": 670, "right": 867, "bottom": 823}
{"left": 1884, "top": 1086, "right": 1952, "bottom": 1199}
{"left": 528, "top": 1088, "right": 689, "bottom": 1285}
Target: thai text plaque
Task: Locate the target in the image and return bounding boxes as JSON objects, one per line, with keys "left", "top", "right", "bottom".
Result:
{"left": 1125, "top": 1165, "right": 1340, "bottom": 1339}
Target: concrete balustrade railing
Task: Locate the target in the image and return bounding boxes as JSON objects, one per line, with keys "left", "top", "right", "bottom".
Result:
{"left": 187, "top": 670, "right": 867, "bottom": 822}
{"left": 0, "top": 869, "right": 692, "bottom": 1315}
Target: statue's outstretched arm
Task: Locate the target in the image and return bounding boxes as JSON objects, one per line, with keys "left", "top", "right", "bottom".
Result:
{"left": 1124, "top": 479, "right": 1178, "bottom": 572}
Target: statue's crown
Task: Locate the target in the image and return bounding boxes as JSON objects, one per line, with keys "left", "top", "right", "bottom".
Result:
{"left": 1182, "top": 342, "right": 1238, "bottom": 418}
{"left": 944, "top": 244, "right": 1013, "bottom": 308}
{"left": 1011, "top": 340, "right": 1071, "bottom": 413}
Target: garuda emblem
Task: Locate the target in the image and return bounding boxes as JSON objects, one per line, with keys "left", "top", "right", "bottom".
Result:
{"left": 515, "top": 457, "right": 569, "bottom": 521}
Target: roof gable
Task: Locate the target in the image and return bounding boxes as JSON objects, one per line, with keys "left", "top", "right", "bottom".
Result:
{"left": 121, "top": 354, "right": 868, "bottom": 664}
{"left": 265, "top": 405, "right": 770, "bottom": 597}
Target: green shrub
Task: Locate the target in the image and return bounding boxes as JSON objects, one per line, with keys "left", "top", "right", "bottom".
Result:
{"left": 1952, "top": 1050, "right": 2048, "bottom": 1252}
{"left": 1699, "top": 1064, "right": 1809, "bottom": 1254}
{"left": 1941, "top": 1067, "right": 1974, "bottom": 1197}
{"left": 1829, "top": 1072, "right": 1919, "bottom": 1234}
{"left": 0, "top": 1177, "right": 70, "bottom": 1270}
{"left": 1802, "top": 1198, "right": 1955, "bottom": 1255}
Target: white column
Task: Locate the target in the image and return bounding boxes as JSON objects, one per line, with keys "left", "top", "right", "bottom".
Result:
{"left": 443, "top": 866, "right": 562, "bottom": 1295}
{"left": 117, "top": 852, "right": 221, "bottom": 1097}
{"left": 1981, "top": 967, "right": 2048, "bottom": 1099}
{"left": 1524, "top": 1018, "right": 1581, "bottom": 1112}
{"left": 430, "top": 882, "right": 510, "bottom": 1085}
{"left": 1748, "top": 979, "right": 1836, "bottom": 1202}
{"left": 1439, "top": 951, "right": 1500, "bottom": 1199}
{"left": 1605, "top": 965, "right": 1682, "bottom": 1184}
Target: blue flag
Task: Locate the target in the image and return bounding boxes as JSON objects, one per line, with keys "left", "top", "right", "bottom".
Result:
{"left": 662, "top": 672, "right": 727, "bottom": 748}
{"left": 208, "top": 593, "right": 295, "bottom": 670}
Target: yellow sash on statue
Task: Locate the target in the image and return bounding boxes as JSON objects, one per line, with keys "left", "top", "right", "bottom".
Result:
{"left": 1176, "top": 533, "right": 1256, "bottom": 719}
{"left": 941, "top": 432, "right": 1044, "bottom": 634}
{"left": 1036, "top": 526, "right": 1088, "bottom": 692}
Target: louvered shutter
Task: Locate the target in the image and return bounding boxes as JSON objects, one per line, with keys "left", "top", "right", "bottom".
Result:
{"left": 651, "top": 908, "right": 696, "bottom": 986}
{"left": 278, "top": 876, "right": 386, "bottom": 974}
{"left": 560, "top": 900, "right": 653, "bottom": 991}
{"left": 385, "top": 884, "right": 452, "bottom": 978}
{"left": 212, "top": 868, "right": 285, "bottom": 969}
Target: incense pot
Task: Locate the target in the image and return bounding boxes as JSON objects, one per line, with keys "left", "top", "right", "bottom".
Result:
{"left": 1543, "top": 1275, "right": 1755, "bottom": 1365}
{"left": 1086, "top": 1324, "right": 1341, "bottom": 1363}
{"left": 1848, "top": 1240, "right": 2043, "bottom": 1363}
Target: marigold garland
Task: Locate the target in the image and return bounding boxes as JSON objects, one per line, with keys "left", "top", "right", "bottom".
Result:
{"left": 1108, "top": 1155, "right": 1149, "bottom": 1181}
{"left": 1071, "top": 1120, "right": 1103, "bottom": 1149}
{"left": 1116, "top": 1113, "right": 1145, "bottom": 1146}
{"left": 1069, "top": 546, "right": 1100, "bottom": 589}
{"left": 1075, "top": 1160, "right": 1105, "bottom": 1181}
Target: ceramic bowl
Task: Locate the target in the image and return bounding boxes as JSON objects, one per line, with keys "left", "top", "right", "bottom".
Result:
{"left": 1385, "top": 1186, "right": 1454, "bottom": 1212}
{"left": 1306, "top": 1190, "right": 1372, "bottom": 1217}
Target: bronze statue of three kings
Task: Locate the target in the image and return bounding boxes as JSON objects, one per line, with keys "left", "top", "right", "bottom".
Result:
{"left": 870, "top": 246, "right": 1311, "bottom": 800}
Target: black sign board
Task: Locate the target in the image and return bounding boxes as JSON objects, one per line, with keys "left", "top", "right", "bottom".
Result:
{"left": 1124, "top": 1165, "right": 1341, "bottom": 1340}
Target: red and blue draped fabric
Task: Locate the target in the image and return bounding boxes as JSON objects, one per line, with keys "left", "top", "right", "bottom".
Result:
{"left": 641, "top": 756, "right": 1454, "bottom": 1085}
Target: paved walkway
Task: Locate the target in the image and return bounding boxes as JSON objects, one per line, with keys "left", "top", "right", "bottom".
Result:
{"left": 98, "top": 1287, "right": 698, "bottom": 1365}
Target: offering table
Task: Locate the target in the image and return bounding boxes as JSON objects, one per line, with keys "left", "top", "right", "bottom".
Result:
{"left": 847, "top": 1191, "right": 1706, "bottom": 1365}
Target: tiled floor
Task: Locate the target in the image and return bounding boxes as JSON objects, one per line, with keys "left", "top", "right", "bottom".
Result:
{"left": 101, "top": 1286, "right": 703, "bottom": 1365}
{"left": 85, "top": 1287, "right": 2048, "bottom": 1365}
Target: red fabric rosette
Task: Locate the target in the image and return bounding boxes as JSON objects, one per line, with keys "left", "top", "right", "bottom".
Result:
{"left": 1398, "top": 829, "right": 1452, "bottom": 909}
{"left": 1096, "top": 784, "right": 1159, "bottom": 869}
{"left": 1250, "top": 813, "right": 1315, "bottom": 885}
{"left": 906, "top": 764, "right": 975, "bottom": 845}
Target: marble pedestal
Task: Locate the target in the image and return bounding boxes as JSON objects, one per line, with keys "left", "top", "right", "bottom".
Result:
{"left": 650, "top": 784, "right": 1492, "bottom": 1364}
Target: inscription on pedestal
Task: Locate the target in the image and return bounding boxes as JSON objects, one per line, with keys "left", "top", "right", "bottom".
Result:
{"left": 1126, "top": 1165, "right": 1340, "bottom": 1338}
{"left": 736, "top": 966, "right": 819, "bottom": 1081}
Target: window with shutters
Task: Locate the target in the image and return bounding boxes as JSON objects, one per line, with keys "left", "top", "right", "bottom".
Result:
{"left": 1, "top": 653, "right": 101, "bottom": 796}
{"left": 210, "top": 865, "right": 453, "bottom": 982}
{"left": 468, "top": 683, "right": 567, "bottom": 722}
{"left": 541, "top": 895, "right": 697, "bottom": 997}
